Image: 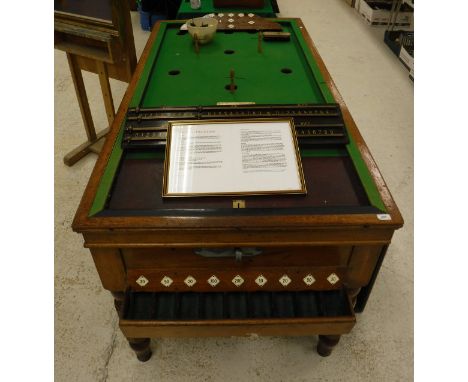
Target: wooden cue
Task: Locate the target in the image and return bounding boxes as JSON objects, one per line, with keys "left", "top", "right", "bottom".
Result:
{"left": 230, "top": 69, "right": 235, "bottom": 93}
{"left": 258, "top": 31, "right": 263, "bottom": 53}
{"left": 194, "top": 33, "right": 199, "bottom": 54}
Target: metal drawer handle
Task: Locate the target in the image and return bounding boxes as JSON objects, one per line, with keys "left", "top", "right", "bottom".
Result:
{"left": 194, "top": 247, "right": 262, "bottom": 261}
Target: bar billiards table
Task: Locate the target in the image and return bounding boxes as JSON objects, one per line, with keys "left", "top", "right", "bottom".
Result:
{"left": 176, "top": 0, "right": 279, "bottom": 19}
{"left": 72, "top": 18, "right": 403, "bottom": 362}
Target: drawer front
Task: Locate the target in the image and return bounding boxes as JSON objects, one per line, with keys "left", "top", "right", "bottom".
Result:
{"left": 119, "top": 290, "right": 356, "bottom": 338}
{"left": 124, "top": 246, "right": 351, "bottom": 292}
{"left": 122, "top": 246, "right": 352, "bottom": 269}
{"left": 127, "top": 266, "right": 346, "bottom": 292}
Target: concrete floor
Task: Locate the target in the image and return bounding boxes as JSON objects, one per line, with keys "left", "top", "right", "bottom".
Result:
{"left": 54, "top": 0, "right": 413, "bottom": 381}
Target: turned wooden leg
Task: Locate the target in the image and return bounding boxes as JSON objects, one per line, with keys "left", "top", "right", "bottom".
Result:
{"left": 111, "top": 292, "right": 125, "bottom": 317}
{"left": 317, "top": 335, "right": 341, "bottom": 357}
{"left": 348, "top": 287, "right": 361, "bottom": 308}
{"left": 128, "top": 338, "right": 152, "bottom": 362}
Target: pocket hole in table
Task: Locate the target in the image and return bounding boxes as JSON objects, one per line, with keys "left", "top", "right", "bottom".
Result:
{"left": 177, "top": 30, "right": 188, "bottom": 35}
{"left": 225, "top": 84, "right": 238, "bottom": 91}
{"left": 168, "top": 70, "right": 181, "bottom": 76}
{"left": 224, "top": 50, "right": 235, "bottom": 55}
{"left": 281, "top": 68, "right": 293, "bottom": 74}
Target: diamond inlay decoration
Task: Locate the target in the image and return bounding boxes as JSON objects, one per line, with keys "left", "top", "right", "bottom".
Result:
{"left": 184, "top": 275, "right": 197, "bottom": 287}
{"left": 303, "top": 274, "right": 316, "bottom": 286}
{"left": 160, "top": 276, "right": 173, "bottom": 287}
{"left": 232, "top": 275, "right": 244, "bottom": 287}
{"left": 136, "top": 275, "right": 149, "bottom": 287}
{"left": 208, "top": 275, "right": 220, "bottom": 287}
{"left": 327, "top": 273, "right": 340, "bottom": 285}
{"left": 279, "top": 274, "right": 292, "bottom": 287}
{"left": 255, "top": 275, "right": 267, "bottom": 287}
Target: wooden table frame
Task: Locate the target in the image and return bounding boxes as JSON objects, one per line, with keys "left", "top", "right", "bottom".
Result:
{"left": 72, "top": 19, "right": 403, "bottom": 361}
{"left": 55, "top": 0, "right": 137, "bottom": 166}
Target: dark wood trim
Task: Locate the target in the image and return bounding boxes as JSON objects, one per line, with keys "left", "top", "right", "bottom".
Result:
{"left": 81, "top": 227, "right": 396, "bottom": 248}
{"left": 75, "top": 214, "right": 403, "bottom": 231}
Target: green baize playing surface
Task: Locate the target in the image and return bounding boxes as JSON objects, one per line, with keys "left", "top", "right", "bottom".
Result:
{"left": 140, "top": 24, "right": 326, "bottom": 107}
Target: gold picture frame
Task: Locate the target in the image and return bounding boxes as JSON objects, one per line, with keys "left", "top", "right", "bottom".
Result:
{"left": 162, "top": 118, "right": 307, "bottom": 197}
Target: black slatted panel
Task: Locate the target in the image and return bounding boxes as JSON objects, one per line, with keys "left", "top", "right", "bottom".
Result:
{"left": 248, "top": 292, "right": 272, "bottom": 318}
{"left": 155, "top": 293, "right": 178, "bottom": 320}
{"left": 203, "top": 293, "right": 225, "bottom": 319}
{"left": 125, "top": 290, "right": 351, "bottom": 320}
{"left": 294, "top": 291, "right": 320, "bottom": 317}
{"left": 179, "top": 293, "right": 202, "bottom": 320}
{"left": 272, "top": 292, "right": 295, "bottom": 318}
{"left": 227, "top": 292, "right": 248, "bottom": 319}
{"left": 128, "top": 293, "right": 156, "bottom": 320}
{"left": 318, "top": 290, "right": 350, "bottom": 317}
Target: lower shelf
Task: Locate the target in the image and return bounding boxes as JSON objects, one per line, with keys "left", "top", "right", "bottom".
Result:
{"left": 120, "top": 290, "right": 356, "bottom": 338}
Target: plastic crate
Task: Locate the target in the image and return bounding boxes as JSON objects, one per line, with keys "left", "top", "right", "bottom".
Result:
{"left": 384, "top": 30, "right": 413, "bottom": 57}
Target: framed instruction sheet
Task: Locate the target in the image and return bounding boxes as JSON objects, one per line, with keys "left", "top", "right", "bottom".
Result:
{"left": 163, "top": 119, "right": 307, "bottom": 197}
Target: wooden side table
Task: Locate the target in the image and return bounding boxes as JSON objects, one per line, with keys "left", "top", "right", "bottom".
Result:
{"left": 55, "top": 0, "right": 137, "bottom": 166}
